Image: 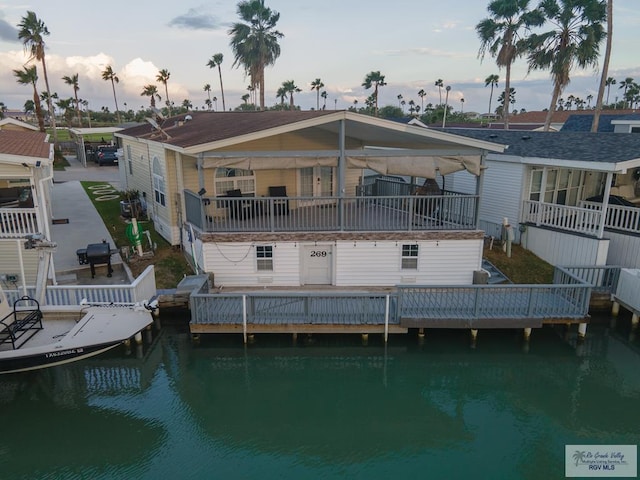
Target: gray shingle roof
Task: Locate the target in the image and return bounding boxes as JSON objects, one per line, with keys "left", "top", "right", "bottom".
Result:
{"left": 440, "top": 128, "right": 640, "bottom": 163}
{"left": 560, "top": 113, "right": 640, "bottom": 132}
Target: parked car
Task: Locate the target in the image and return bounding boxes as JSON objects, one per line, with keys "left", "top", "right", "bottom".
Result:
{"left": 94, "top": 146, "right": 118, "bottom": 166}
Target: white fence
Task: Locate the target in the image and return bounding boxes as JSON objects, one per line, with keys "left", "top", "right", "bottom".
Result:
{"left": 5, "top": 265, "right": 156, "bottom": 306}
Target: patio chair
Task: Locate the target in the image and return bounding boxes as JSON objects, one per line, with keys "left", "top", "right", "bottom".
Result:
{"left": 268, "top": 186, "right": 289, "bottom": 215}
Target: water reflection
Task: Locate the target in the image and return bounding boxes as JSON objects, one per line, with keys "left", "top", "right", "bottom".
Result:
{"left": 0, "top": 316, "right": 638, "bottom": 479}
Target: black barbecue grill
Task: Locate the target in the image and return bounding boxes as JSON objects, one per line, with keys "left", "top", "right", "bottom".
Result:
{"left": 84, "top": 241, "right": 114, "bottom": 278}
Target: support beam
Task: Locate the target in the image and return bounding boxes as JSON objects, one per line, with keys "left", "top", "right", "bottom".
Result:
{"left": 597, "top": 171, "right": 614, "bottom": 238}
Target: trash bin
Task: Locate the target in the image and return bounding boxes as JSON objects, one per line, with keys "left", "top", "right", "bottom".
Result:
{"left": 76, "top": 248, "right": 88, "bottom": 265}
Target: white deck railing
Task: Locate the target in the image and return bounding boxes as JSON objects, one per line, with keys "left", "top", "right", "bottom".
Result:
{"left": 522, "top": 200, "right": 602, "bottom": 236}
{"left": 581, "top": 201, "right": 640, "bottom": 233}
{"left": 0, "top": 207, "right": 40, "bottom": 238}
{"left": 5, "top": 265, "right": 157, "bottom": 306}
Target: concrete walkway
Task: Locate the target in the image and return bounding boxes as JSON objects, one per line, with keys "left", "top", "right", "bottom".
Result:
{"left": 50, "top": 157, "right": 129, "bottom": 284}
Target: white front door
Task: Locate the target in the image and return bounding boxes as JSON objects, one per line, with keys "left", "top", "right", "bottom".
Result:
{"left": 302, "top": 245, "right": 333, "bottom": 285}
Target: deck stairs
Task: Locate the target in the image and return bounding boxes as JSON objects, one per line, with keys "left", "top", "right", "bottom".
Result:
{"left": 481, "top": 259, "right": 510, "bottom": 284}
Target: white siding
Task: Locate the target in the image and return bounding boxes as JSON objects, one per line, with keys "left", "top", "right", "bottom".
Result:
{"left": 524, "top": 226, "right": 609, "bottom": 266}
{"left": 447, "top": 170, "right": 476, "bottom": 194}
{"left": 604, "top": 231, "right": 640, "bottom": 268}
{"left": 478, "top": 159, "right": 525, "bottom": 240}
{"left": 0, "top": 240, "right": 39, "bottom": 285}
{"left": 197, "top": 238, "right": 482, "bottom": 287}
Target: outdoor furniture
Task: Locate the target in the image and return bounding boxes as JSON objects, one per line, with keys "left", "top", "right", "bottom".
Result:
{"left": 225, "top": 189, "right": 253, "bottom": 220}
{"left": 268, "top": 186, "right": 289, "bottom": 215}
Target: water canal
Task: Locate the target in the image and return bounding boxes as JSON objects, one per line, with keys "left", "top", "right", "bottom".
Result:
{"left": 0, "top": 312, "right": 638, "bottom": 479}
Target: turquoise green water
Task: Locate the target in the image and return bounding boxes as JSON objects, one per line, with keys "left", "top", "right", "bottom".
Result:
{"left": 1, "top": 316, "right": 639, "bottom": 479}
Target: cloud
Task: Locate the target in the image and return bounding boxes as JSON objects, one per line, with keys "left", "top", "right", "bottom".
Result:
{"left": 0, "top": 17, "right": 19, "bottom": 42}
{"left": 375, "top": 47, "right": 472, "bottom": 59}
{"left": 168, "top": 8, "right": 223, "bottom": 30}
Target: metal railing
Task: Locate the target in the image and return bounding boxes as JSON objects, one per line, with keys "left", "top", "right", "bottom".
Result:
{"left": 5, "top": 265, "right": 157, "bottom": 306}
{"left": 559, "top": 265, "right": 622, "bottom": 294}
{"left": 0, "top": 207, "right": 40, "bottom": 238}
{"left": 191, "top": 193, "right": 478, "bottom": 233}
{"left": 188, "top": 265, "right": 591, "bottom": 332}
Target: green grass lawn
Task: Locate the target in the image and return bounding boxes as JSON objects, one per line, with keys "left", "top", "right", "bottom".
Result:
{"left": 80, "top": 181, "right": 194, "bottom": 288}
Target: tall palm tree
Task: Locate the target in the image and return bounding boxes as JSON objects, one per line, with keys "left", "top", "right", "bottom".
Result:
{"left": 619, "top": 77, "right": 634, "bottom": 108}
{"left": 101, "top": 65, "right": 121, "bottom": 124}
{"left": 62, "top": 73, "right": 82, "bottom": 126}
{"left": 605, "top": 76, "right": 616, "bottom": 105}
{"left": 206, "top": 53, "right": 226, "bottom": 111}
{"left": 417, "top": 89, "right": 426, "bottom": 112}
{"left": 320, "top": 90, "right": 328, "bottom": 110}
{"left": 434, "top": 79, "right": 444, "bottom": 104}
{"left": 362, "top": 71, "right": 386, "bottom": 116}
{"left": 397, "top": 93, "right": 404, "bottom": 110}
{"left": 203, "top": 83, "right": 212, "bottom": 110}
{"left": 229, "top": 0, "right": 284, "bottom": 110}
{"left": 213, "top": 96, "right": 218, "bottom": 110}
{"left": 527, "top": 0, "right": 606, "bottom": 131}
{"left": 156, "top": 69, "right": 172, "bottom": 115}
{"left": 56, "top": 97, "right": 74, "bottom": 127}
{"left": 141, "top": 84, "right": 161, "bottom": 108}
{"left": 310, "top": 78, "right": 324, "bottom": 110}
{"left": 282, "top": 80, "right": 301, "bottom": 110}
{"left": 591, "top": 0, "right": 612, "bottom": 132}
{"left": 18, "top": 11, "right": 57, "bottom": 142}
{"left": 484, "top": 74, "right": 500, "bottom": 116}
{"left": 13, "top": 65, "right": 45, "bottom": 131}
{"left": 477, "top": 0, "right": 544, "bottom": 129}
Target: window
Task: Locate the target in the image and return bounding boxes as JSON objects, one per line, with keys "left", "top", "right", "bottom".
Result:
{"left": 256, "top": 246, "right": 273, "bottom": 271}
{"left": 401, "top": 244, "right": 418, "bottom": 269}
{"left": 152, "top": 157, "right": 166, "bottom": 207}
{"left": 215, "top": 168, "right": 255, "bottom": 196}
{"left": 529, "top": 168, "right": 584, "bottom": 206}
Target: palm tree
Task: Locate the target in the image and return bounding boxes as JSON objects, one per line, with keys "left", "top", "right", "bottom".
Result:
{"left": 605, "top": 76, "right": 616, "bottom": 105}
{"left": 310, "top": 78, "right": 324, "bottom": 110}
{"left": 24, "top": 99, "right": 35, "bottom": 121}
{"left": 527, "top": 0, "right": 606, "bottom": 131}
{"left": 362, "top": 71, "right": 386, "bottom": 116}
{"left": 62, "top": 73, "right": 82, "bottom": 126}
{"left": 477, "top": 0, "right": 544, "bottom": 129}
{"left": 14, "top": 65, "right": 45, "bottom": 131}
{"left": 417, "top": 89, "right": 426, "bottom": 112}
{"left": 434, "top": 79, "right": 444, "bottom": 104}
{"left": 18, "top": 11, "right": 57, "bottom": 142}
{"left": 320, "top": 91, "right": 328, "bottom": 110}
{"left": 141, "top": 84, "right": 161, "bottom": 108}
{"left": 442, "top": 85, "right": 451, "bottom": 127}
{"left": 56, "top": 97, "right": 74, "bottom": 127}
{"left": 484, "top": 74, "right": 500, "bottom": 116}
{"left": 276, "top": 86, "right": 287, "bottom": 107}
{"left": 282, "top": 80, "right": 301, "bottom": 109}
{"left": 397, "top": 93, "right": 403, "bottom": 110}
{"left": 460, "top": 97, "right": 465, "bottom": 113}
{"left": 619, "top": 77, "right": 634, "bottom": 108}
{"left": 206, "top": 53, "right": 226, "bottom": 111}
{"left": 229, "top": 0, "right": 284, "bottom": 110}
{"left": 101, "top": 65, "right": 121, "bottom": 124}
{"left": 241, "top": 93, "right": 250, "bottom": 105}
{"left": 156, "top": 69, "right": 172, "bottom": 115}
{"left": 591, "top": 0, "right": 612, "bottom": 132}
{"left": 203, "top": 83, "right": 212, "bottom": 110}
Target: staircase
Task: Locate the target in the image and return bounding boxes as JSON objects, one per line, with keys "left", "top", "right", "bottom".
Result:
{"left": 481, "top": 259, "right": 510, "bottom": 284}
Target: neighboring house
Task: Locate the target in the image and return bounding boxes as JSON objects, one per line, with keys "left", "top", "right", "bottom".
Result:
{"left": 561, "top": 113, "right": 640, "bottom": 133}
{"left": 441, "top": 128, "right": 640, "bottom": 268}
{"left": 116, "top": 111, "right": 504, "bottom": 288}
{"left": 0, "top": 129, "right": 54, "bottom": 287}
{"left": 0, "top": 117, "right": 39, "bottom": 132}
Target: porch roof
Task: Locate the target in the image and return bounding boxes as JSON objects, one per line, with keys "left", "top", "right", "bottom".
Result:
{"left": 440, "top": 128, "right": 640, "bottom": 171}
{"left": 0, "top": 130, "right": 53, "bottom": 165}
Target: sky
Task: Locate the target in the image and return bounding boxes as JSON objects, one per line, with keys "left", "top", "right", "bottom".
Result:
{"left": 1, "top": 0, "right": 639, "bottom": 116}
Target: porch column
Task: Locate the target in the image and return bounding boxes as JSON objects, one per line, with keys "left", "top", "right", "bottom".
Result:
{"left": 474, "top": 153, "right": 486, "bottom": 230}
{"left": 597, "top": 171, "right": 613, "bottom": 238}
{"left": 176, "top": 152, "right": 186, "bottom": 236}
{"left": 536, "top": 167, "right": 548, "bottom": 226}
{"left": 197, "top": 153, "right": 205, "bottom": 192}
{"left": 338, "top": 118, "right": 346, "bottom": 230}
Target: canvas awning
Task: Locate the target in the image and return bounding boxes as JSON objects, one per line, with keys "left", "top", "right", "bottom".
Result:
{"left": 201, "top": 153, "right": 482, "bottom": 178}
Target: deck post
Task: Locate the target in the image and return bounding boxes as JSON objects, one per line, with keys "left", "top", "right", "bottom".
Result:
{"left": 632, "top": 313, "right": 639, "bottom": 331}
{"left": 612, "top": 301, "right": 620, "bottom": 316}
{"left": 242, "top": 294, "right": 247, "bottom": 344}
{"left": 578, "top": 322, "right": 587, "bottom": 340}
{"left": 384, "top": 295, "right": 390, "bottom": 343}
{"left": 523, "top": 327, "right": 532, "bottom": 342}
{"left": 470, "top": 328, "right": 478, "bottom": 348}
{"left": 361, "top": 333, "right": 369, "bottom": 345}
{"left": 134, "top": 331, "right": 143, "bottom": 345}
{"left": 292, "top": 332, "right": 298, "bottom": 345}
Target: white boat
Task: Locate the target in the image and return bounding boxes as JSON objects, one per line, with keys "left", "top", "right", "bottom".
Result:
{"left": 0, "top": 290, "right": 156, "bottom": 374}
